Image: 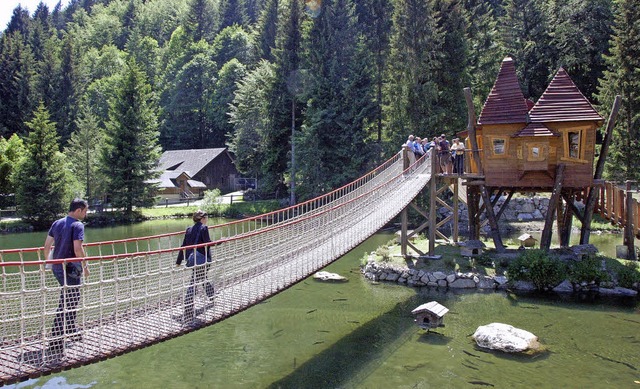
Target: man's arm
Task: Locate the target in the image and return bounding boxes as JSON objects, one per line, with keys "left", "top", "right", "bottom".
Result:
{"left": 74, "top": 239, "right": 89, "bottom": 276}
{"left": 43, "top": 235, "right": 54, "bottom": 265}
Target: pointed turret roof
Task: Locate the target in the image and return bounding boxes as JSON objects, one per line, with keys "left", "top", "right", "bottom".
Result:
{"left": 478, "top": 57, "right": 530, "bottom": 125}
{"left": 528, "top": 67, "right": 603, "bottom": 123}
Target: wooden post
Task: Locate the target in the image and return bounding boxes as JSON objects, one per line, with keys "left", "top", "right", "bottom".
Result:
{"left": 558, "top": 191, "right": 574, "bottom": 247}
{"left": 401, "top": 146, "right": 410, "bottom": 257}
{"left": 464, "top": 87, "right": 483, "bottom": 175}
{"left": 624, "top": 181, "right": 637, "bottom": 260}
{"left": 480, "top": 187, "right": 505, "bottom": 252}
{"left": 581, "top": 95, "right": 621, "bottom": 244}
{"left": 467, "top": 187, "right": 478, "bottom": 240}
{"left": 453, "top": 179, "right": 459, "bottom": 243}
{"left": 541, "top": 164, "right": 566, "bottom": 250}
{"left": 429, "top": 153, "right": 437, "bottom": 255}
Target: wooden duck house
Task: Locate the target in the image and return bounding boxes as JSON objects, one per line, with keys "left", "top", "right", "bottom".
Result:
{"left": 411, "top": 301, "right": 449, "bottom": 330}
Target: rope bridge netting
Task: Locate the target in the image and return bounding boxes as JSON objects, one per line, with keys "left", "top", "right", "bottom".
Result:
{"left": 0, "top": 151, "right": 433, "bottom": 385}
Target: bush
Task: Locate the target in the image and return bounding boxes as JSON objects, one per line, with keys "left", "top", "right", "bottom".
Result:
{"left": 376, "top": 246, "right": 391, "bottom": 262}
{"left": 443, "top": 257, "right": 456, "bottom": 270}
{"left": 567, "top": 256, "right": 609, "bottom": 285}
{"left": 507, "top": 249, "right": 567, "bottom": 291}
{"left": 616, "top": 261, "right": 640, "bottom": 288}
{"left": 201, "top": 189, "right": 223, "bottom": 216}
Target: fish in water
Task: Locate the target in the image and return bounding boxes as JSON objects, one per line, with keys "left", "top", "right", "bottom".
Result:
{"left": 317, "top": 330, "right": 330, "bottom": 333}
{"left": 402, "top": 363, "right": 426, "bottom": 371}
{"left": 468, "top": 381, "right": 494, "bottom": 387}
{"left": 462, "top": 363, "right": 479, "bottom": 371}
{"left": 593, "top": 353, "right": 637, "bottom": 371}
{"left": 307, "top": 309, "right": 317, "bottom": 314}
{"left": 313, "top": 341, "right": 324, "bottom": 345}
{"left": 273, "top": 329, "right": 284, "bottom": 336}
{"left": 463, "top": 350, "right": 481, "bottom": 358}
{"left": 333, "top": 298, "right": 347, "bottom": 302}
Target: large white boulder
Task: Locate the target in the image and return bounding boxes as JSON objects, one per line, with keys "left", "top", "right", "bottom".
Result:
{"left": 472, "top": 323, "right": 540, "bottom": 353}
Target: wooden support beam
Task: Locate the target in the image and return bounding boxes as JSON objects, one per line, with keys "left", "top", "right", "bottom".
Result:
{"left": 624, "top": 180, "right": 637, "bottom": 260}
{"left": 429, "top": 154, "right": 437, "bottom": 255}
{"left": 541, "top": 164, "right": 566, "bottom": 250}
{"left": 464, "top": 87, "right": 483, "bottom": 175}
{"left": 563, "top": 192, "right": 585, "bottom": 225}
{"left": 558, "top": 190, "right": 574, "bottom": 247}
{"left": 581, "top": 95, "right": 621, "bottom": 244}
{"left": 494, "top": 189, "right": 515, "bottom": 222}
{"left": 467, "top": 186, "right": 479, "bottom": 240}
{"left": 480, "top": 185, "right": 505, "bottom": 252}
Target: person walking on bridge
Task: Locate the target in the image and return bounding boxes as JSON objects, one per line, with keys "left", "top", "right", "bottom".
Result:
{"left": 44, "top": 198, "right": 89, "bottom": 356}
{"left": 176, "top": 210, "right": 215, "bottom": 325}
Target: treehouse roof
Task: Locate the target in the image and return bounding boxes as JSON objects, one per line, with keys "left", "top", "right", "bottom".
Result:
{"left": 477, "top": 57, "right": 530, "bottom": 125}
{"left": 512, "top": 122, "right": 559, "bottom": 138}
{"left": 528, "top": 67, "right": 603, "bottom": 123}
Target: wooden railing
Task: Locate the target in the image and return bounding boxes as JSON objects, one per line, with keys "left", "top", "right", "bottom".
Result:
{"left": 595, "top": 181, "right": 640, "bottom": 239}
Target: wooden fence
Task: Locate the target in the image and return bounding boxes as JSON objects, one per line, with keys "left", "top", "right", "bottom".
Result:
{"left": 596, "top": 181, "right": 640, "bottom": 239}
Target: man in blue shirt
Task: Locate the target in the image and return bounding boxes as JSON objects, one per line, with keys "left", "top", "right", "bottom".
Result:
{"left": 44, "top": 198, "right": 89, "bottom": 356}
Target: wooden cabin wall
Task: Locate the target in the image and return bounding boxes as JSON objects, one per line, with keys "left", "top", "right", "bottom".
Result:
{"left": 481, "top": 124, "right": 523, "bottom": 187}
{"left": 545, "top": 122, "right": 596, "bottom": 189}
{"left": 478, "top": 122, "right": 598, "bottom": 190}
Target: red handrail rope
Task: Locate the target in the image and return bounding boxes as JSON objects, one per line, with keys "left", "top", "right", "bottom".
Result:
{"left": 0, "top": 151, "right": 417, "bottom": 269}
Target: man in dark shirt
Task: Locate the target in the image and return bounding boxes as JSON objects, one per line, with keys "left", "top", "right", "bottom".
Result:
{"left": 44, "top": 198, "right": 89, "bottom": 356}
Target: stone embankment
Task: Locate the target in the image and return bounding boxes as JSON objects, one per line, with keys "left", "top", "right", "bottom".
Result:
{"left": 361, "top": 258, "right": 638, "bottom": 297}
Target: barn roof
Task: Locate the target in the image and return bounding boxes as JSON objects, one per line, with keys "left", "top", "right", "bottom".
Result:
{"left": 512, "top": 122, "right": 559, "bottom": 138}
{"left": 411, "top": 301, "right": 449, "bottom": 318}
{"left": 528, "top": 67, "right": 603, "bottom": 123}
{"left": 158, "top": 148, "right": 229, "bottom": 176}
{"left": 478, "top": 57, "right": 530, "bottom": 125}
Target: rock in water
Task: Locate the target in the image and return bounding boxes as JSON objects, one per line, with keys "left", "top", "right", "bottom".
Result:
{"left": 313, "top": 271, "right": 348, "bottom": 282}
{"left": 472, "top": 323, "right": 540, "bottom": 353}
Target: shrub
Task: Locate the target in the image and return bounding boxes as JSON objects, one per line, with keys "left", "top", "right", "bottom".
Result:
{"left": 507, "top": 249, "right": 567, "bottom": 291}
{"left": 616, "top": 261, "right": 640, "bottom": 288}
{"left": 376, "top": 246, "right": 391, "bottom": 262}
{"left": 201, "top": 189, "right": 223, "bottom": 216}
{"left": 567, "top": 255, "right": 610, "bottom": 285}
{"left": 443, "top": 257, "right": 455, "bottom": 270}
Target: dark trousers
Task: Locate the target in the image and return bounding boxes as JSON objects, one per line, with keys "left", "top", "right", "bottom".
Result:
{"left": 184, "top": 264, "right": 215, "bottom": 319}
{"left": 454, "top": 154, "right": 464, "bottom": 174}
{"left": 50, "top": 264, "right": 82, "bottom": 349}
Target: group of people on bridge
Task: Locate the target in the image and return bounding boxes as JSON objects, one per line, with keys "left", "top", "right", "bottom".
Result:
{"left": 405, "top": 133, "right": 465, "bottom": 175}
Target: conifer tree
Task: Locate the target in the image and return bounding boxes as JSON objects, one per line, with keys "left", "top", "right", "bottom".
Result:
{"left": 253, "top": 0, "right": 279, "bottom": 61}
{"left": 462, "top": 0, "right": 501, "bottom": 112}
{"left": 0, "top": 134, "right": 25, "bottom": 207}
{"left": 0, "top": 32, "right": 36, "bottom": 138}
{"left": 14, "top": 104, "right": 71, "bottom": 229}
{"left": 355, "top": 0, "right": 392, "bottom": 143}
{"left": 297, "top": 0, "right": 371, "bottom": 199}
{"left": 53, "top": 34, "right": 81, "bottom": 144}
{"left": 383, "top": 0, "right": 441, "bottom": 151}
{"left": 65, "top": 107, "right": 105, "bottom": 201}
{"left": 209, "top": 59, "right": 246, "bottom": 148}
{"left": 432, "top": 0, "right": 468, "bottom": 134}
{"left": 219, "top": 0, "right": 248, "bottom": 31}
{"left": 184, "top": 0, "right": 218, "bottom": 43}
{"left": 499, "top": 0, "right": 553, "bottom": 99}
{"left": 100, "top": 59, "right": 161, "bottom": 214}
{"left": 597, "top": 0, "right": 640, "bottom": 182}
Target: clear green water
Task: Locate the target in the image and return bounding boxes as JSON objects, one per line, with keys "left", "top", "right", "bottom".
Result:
{"left": 2, "top": 221, "right": 639, "bottom": 388}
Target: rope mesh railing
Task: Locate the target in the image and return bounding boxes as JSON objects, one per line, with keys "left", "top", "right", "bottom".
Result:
{"left": 0, "top": 152, "right": 431, "bottom": 385}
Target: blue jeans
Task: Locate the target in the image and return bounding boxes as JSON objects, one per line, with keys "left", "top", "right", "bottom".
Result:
{"left": 184, "top": 264, "right": 215, "bottom": 319}
{"left": 50, "top": 263, "right": 82, "bottom": 344}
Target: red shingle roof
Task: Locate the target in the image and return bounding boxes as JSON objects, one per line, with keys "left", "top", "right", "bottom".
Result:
{"left": 478, "top": 57, "right": 530, "bottom": 125}
{"left": 512, "top": 122, "right": 559, "bottom": 137}
{"left": 528, "top": 67, "right": 603, "bottom": 123}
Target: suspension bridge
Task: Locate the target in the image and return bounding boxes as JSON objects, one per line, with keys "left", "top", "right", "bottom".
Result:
{"left": 0, "top": 151, "right": 433, "bottom": 385}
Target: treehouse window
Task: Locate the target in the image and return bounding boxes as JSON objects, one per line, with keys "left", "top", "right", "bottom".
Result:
{"left": 526, "top": 142, "right": 547, "bottom": 162}
{"left": 488, "top": 136, "right": 508, "bottom": 158}
{"left": 561, "top": 128, "right": 588, "bottom": 163}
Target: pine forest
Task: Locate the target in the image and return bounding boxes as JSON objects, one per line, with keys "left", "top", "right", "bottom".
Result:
{"left": 1, "top": 0, "right": 639, "bottom": 224}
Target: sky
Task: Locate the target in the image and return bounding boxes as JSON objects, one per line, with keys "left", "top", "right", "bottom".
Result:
{"left": 1, "top": 0, "right": 72, "bottom": 32}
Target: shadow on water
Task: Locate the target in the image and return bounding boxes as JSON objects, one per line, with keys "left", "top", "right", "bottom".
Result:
{"left": 266, "top": 291, "right": 440, "bottom": 389}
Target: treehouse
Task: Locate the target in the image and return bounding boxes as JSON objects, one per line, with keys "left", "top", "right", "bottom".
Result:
{"left": 468, "top": 57, "right": 603, "bottom": 189}
{"left": 459, "top": 57, "right": 607, "bottom": 251}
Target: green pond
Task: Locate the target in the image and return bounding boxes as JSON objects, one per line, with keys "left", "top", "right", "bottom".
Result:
{"left": 2, "top": 219, "right": 639, "bottom": 388}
